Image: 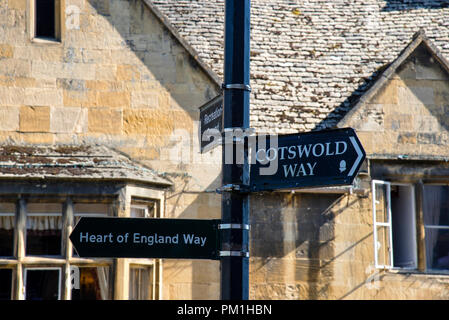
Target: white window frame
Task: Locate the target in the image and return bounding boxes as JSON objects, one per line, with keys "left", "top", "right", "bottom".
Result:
{"left": 130, "top": 204, "right": 151, "bottom": 218}
{"left": 24, "top": 267, "right": 62, "bottom": 300}
{"left": 372, "top": 180, "right": 394, "bottom": 269}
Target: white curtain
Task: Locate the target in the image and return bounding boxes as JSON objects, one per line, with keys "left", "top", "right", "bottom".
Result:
{"left": 423, "top": 186, "right": 443, "bottom": 269}
{"left": 0, "top": 215, "right": 14, "bottom": 230}
{"left": 97, "top": 267, "right": 109, "bottom": 300}
{"left": 26, "top": 215, "right": 63, "bottom": 230}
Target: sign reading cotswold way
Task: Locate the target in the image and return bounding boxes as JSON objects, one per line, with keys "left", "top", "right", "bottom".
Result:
{"left": 250, "top": 128, "right": 366, "bottom": 191}
{"left": 70, "top": 217, "right": 220, "bottom": 259}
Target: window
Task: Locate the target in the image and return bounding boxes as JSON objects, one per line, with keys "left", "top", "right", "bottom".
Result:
{"left": 372, "top": 180, "right": 449, "bottom": 272}
{"left": 0, "top": 192, "right": 163, "bottom": 300}
{"left": 423, "top": 185, "right": 449, "bottom": 271}
{"left": 0, "top": 198, "right": 113, "bottom": 300}
{"left": 24, "top": 268, "right": 61, "bottom": 300}
{"left": 0, "top": 203, "right": 15, "bottom": 257}
{"left": 372, "top": 180, "right": 393, "bottom": 269}
{"left": 129, "top": 266, "right": 154, "bottom": 300}
{"left": 130, "top": 201, "right": 156, "bottom": 218}
{"left": 71, "top": 266, "right": 110, "bottom": 300}
{"left": 26, "top": 203, "right": 62, "bottom": 256}
{"left": 33, "top": 0, "right": 61, "bottom": 41}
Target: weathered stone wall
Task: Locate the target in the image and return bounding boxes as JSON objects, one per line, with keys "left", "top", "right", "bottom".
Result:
{"left": 250, "top": 191, "right": 449, "bottom": 300}
{"left": 0, "top": 0, "right": 221, "bottom": 299}
{"left": 346, "top": 43, "right": 449, "bottom": 158}
{"left": 249, "top": 43, "right": 449, "bottom": 300}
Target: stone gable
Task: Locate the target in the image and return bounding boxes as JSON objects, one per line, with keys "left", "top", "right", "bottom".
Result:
{"left": 152, "top": 0, "right": 449, "bottom": 134}
{"left": 339, "top": 33, "right": 449, "bottom": 159}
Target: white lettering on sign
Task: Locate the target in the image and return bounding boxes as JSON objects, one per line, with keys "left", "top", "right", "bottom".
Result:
{"left": 133, "top": 233, "right": 179, "bottom": 245}
{"left": 282, "top": 162, "right": 317, "bottom": 177}
{"left": 79, "top": 232, "right": 114, "bottom": 243}
{"left": 133, "top": 233, "right": 207, "bottom": 247}
{"left": 258, "top": 141, "right": 348, "bottom": 162}
{"left": 183, "top": 234, "right": 207, "bottom": 247}
{"left": 203, "top": 106, "right": 222, "bottom": 125}
{"left": 256, "top": 141, "right": 349, "bottom": 178}
{"left": 79, "top": 232, "right": 208, "bottom": 247}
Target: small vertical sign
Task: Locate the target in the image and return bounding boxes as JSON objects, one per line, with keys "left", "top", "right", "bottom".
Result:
{"left": 199, "top": 95, "right": 223, "bottom": 153}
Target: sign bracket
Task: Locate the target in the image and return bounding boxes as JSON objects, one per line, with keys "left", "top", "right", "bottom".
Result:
{"left": 222, "top": 83, "right": 252, "bottom": 92}
{"left": 216, "top": 184, "right": 250, "bottom": 194}
{"left": 219, "top": 251, "right": 249, "bottom": 258}
{"left": 218, "top": 223, "right": 250, "bottom": 230}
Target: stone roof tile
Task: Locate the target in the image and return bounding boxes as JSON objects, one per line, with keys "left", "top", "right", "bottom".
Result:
{"left": 151, "top": 0, "right": 449, "bottom": 133}
{"left": 0, "top": 144, "right": 172, "bottom": 186}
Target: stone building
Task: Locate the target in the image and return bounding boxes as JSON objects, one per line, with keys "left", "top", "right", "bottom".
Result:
{"left": 152, "top": 0, "right": 449, "bottom": 299}
{"left": 0, "top": 0, "right": 222, "bottom": 300}
{"left": 1, "top": 0, "right": 449, "bottom": 300}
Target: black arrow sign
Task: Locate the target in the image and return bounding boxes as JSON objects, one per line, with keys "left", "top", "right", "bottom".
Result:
{"left": 70, "top": 217, "right": 221, "bottom": 260}
{"left": 249, "top": 128, "right": 366, "bottom": 191}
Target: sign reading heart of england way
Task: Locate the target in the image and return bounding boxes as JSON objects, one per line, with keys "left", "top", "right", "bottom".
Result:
{"left": 70, "top": 217, "right": 220, "bottom": 260}
{"left": 250, "top": 128, "right": 366, "bottom": 192}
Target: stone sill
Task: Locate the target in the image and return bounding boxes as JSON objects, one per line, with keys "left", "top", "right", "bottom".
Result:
{"left": 386, "top": 268, "right": 449, "bottom": 280}
{"left": 31, "top": 37, "right": 62, "bottom": 46}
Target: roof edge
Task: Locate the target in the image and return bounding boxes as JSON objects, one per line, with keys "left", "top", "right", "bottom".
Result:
{"left": 142, "top": 0, "right": 222, "bottom": 88}
{"left": 0, "top": 174, "right": 173, "bottom": 187}
{"left": 337, "top": 29, "right": 449, "bottom": 128}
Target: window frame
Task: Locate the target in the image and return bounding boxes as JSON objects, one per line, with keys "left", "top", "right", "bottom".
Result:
{"left": 28, "top": 0, "right": 64, "bottom": 44}
{"left": 372, "top": 179, "right": 394, "bottom": 269}
{"left": 0, "top": 184, "right": 166, "bottom": 300}
{"left": 128, "top": 264, "right": 156, "bottom": 300}
{"left": 130, "top": 204, "right": 150, "bottom": 218}
{"left": 24, "top": 266, "right": 62, "bottom": 300}
{"left": 421, "top": 184, "right": 449, "bottom": 272}
{"left": 70, "top": 265, "right": 111, "bottom": 300}
{"left": 25, "top": 211, "right": 63, "bottom": 257}
{"left": 372, "top": 179, "right": 449, "bottom": 274}
{"left": 0, "top": 197, "right": 114, "bottom": 300}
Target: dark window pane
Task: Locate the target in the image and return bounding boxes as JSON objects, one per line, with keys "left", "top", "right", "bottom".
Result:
{"left": 26, "top": 228, "right": 62, "bottom": 255}
{"left": 71, "top": 267, "right": 109, "bottom": 300}
{"left": 35, "top": 0, "right": 55, "bottom": 38}
{"left": 425, "top": 228, "right": 449, "bottom": 271}
{"left": 25, "top": 269, "right": 60, "bottom": 300}
{"left": 423, "top": 185, "right": 449, "bottom": 271}
{"left": 0, "top": 269, "right": 12, "bottom": 300}
{"left": 423, "top": 185, "right": 449, "bottom": 226}
{"left": 0, "top": 203, "right": 15, "bottom": 257}
{"left": 0, "top": 216, "right": 14, "bottom": 257}
{"left": 26, "top": 203, "right": 62, "bottom": 256}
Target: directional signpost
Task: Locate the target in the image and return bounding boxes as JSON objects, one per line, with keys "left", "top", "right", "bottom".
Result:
{"left": 249, "top": 128, "right": 366, "bottom": 192}
{"left": 70, "top": 217, "right": 220, "bottom": 260}
{"left": 68, "top": 0, "right": 368, "bottom": 301}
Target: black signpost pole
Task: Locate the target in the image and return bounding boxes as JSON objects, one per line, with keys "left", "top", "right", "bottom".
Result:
{"left": 220, "top": 0, "right": 251, "bottom": 300}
